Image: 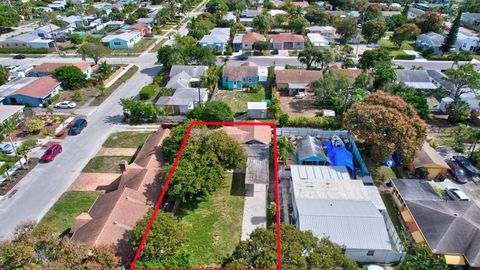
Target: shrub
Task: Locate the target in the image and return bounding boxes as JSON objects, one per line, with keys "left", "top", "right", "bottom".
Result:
{"left": 24, "top": 119, "right": 44, "bottom": 134}
{"left": 0, "top": 48, "right": 48, "bottom": 54}
{"left": 415, "top": 167, "right": 429, "bottom": 179}
{"left": 72, "top": 90, "right": 82, "bottom": 102}
{"left": 278, "top": 114, "right": 289, "bottom": 127}
{"left": 139, "top": 85, "right": 156, "bottom": 100}
{"left": 427, "top": 138, "right": 439, "bottom": 149}
{"left": 286, "top": 116, "right": 340, "bottom": 129}
{"left": 157, "top": 87, "right": 174, "bottom": 97}
{"left": 266, "top": 202, "right": 276, "bottom": 225}
{"left": 54, "top": 66, "right": 87, "bottom": 89}
{"left": 395, "top": 54, "right": 416, "bottom": 60}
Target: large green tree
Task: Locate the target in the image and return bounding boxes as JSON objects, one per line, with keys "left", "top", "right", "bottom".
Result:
{"left": 416, "top": 12, "right": 444, "bottom": 33}
{"left": 186, "top": 100, "right": 234, "bottom": 122}
{"left": 205, "top": 0, "right": 228, "bottom": 15}
{"left": 372, "top": 61, "right": 397, "bottom": 89}
{"left": 157, "top": 45, "right": 216, "bottom": 68}
{"left": 0, "top": 3, "right": 21, "bottom": 28}
{"left": 358, "top": 48, "right": 391, "bottom": 70}
{"left": 0, "top": 65, "right": 9, "bottom": 86}
{"left": 78, "top": 42, "right": 110, "bottom": 65}
{"left": 363, "top": 3, "right": 384, "bottom": 22}
{"left": 222, "top": 224, "right": 358, "bottom": 270}
{"left": 312, "top": 74, "right": 350, "bottom": 113}
{"left": 54, "top": 66, "right": 87, "bottom": 90}
{"left": 344, "top": 91, "right": 427, "bottom": 164}
{"left": 361, "top": 19, "right": 386, "bottom": 44}
{"left": 444, "top": 64, "right": 480, "bottom": 102}
{"left": 253, "top": 14, "right": 273, "bottom": 35}
{"left": 130, "top": 211, "right": 191, "bottom": 268}
{"left": 391, "top": 23, "right": 421, "bottom": 48}
{"left": 0, "top": 223, "right": 118, "bottom": 270}
{"left": 441, "top": 11, "right": 461, "bottom": 54}
{"left": 399, "top": 244, "right": 447, "bottom": 270}
{"left": 288, "top": 16, "right": 309, "bottom": 34}
{"left": 336, "top": 16, "right": 357, "bottom": 44}
{"left": 386, "top": 82, "right": 430, "bottom": 119}
{"left": 120, "top": 97, "right": 163, "bottom": 124}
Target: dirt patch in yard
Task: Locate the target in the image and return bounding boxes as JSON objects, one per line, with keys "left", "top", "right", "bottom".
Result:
{"left": 279, "top": 94, "right": 321, "bottom": 117}
{"left": 96, "top": 147, "right": 137, "bottom": 156}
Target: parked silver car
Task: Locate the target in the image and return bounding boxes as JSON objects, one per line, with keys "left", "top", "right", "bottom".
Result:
{"left": 445, "top": 187, "right": 470, "bottom": 201}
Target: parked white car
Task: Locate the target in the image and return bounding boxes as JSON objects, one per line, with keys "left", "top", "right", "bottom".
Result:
{"left": 0, "top": 143, "right": 14, "bottom": 154}
{"left": 54, "top": 101, "right": 76, "bottom": 109}
{"left": 445, "top": 187, "right": 470, "bottom": 201}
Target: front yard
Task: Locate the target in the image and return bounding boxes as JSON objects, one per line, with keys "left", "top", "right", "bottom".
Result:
{"left": 112, "top": 38, "right": 156, "bottom": 54}
{"left": 179, "top": 173, "right": 244, "bottom": 267}
{"left": 103, "top": 131, "right": 151, "bottom": 148}
{"left": 378, "top": 39, "right": 416, "bottom": 57}
{"left": 90, "top": 65, "right": 139, "bottom": 106}
{"left": 214, "top": 89, "right": 266, "bottom": 113}
{"left": 38, "top": 191, "right": 101, "bottom": 234}
{"left": 82, "top": 156, "right": 133, "bottom": 173}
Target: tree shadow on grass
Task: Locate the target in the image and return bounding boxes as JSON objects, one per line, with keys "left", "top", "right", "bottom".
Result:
{"left": 230, "top": 171, "right": 245, "bottom": 197}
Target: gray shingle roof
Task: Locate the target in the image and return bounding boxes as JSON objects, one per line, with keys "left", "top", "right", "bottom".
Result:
{"left": 155, "top": 88, "right": 207, "bottom": 106}
{"left": 392, "top": 179, "right": 442, "bottom": 201}
{"left": 4, "top": 33, "right": 41, "bottom": 43}
{"left": 417, "top": 32, "right": 445, "bottom": 47}
{"left": 169, "top": 65, "right": 207, "bottom": 78}
{"left": 427, "top": 70, "right": 455, "bottom": 90}
{"left": 406, "top": 200, "right": 480, "bottom": 266}
{"left": 166, "top": 71, "right": 192, "bottom": 89}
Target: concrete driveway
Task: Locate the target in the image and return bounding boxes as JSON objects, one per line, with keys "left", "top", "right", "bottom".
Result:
{"left": 433, "top": 178, "right": 480, "bottom": 207}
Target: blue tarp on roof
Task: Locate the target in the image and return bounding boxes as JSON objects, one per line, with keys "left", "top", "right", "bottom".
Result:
{"left": 323, "top": 141, "right": 354, "bottom": 172}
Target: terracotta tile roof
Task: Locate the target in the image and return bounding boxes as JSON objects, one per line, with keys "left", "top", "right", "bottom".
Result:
{"left": 271, "top": 33, "right": 305, "bottom": 43}
{"left": 275, "top": 69, "right": 323, "bottom": 84}
{"left": 222, "top": 122, "right": 272, "bottom": 145}
{"left": 30, "top": 62, "right": 90, "bottom": 73}
{"left": 12, "top": 76, "right": 61, "bottom": 99}
{"left": 223, "top": 62, "right": 259, "bottom": 81}
{"left": 71, "top": 128, "right": 171, "bottom": 248}
{"left": 128, "top": 23, "right": 150, "bottom": 31}
{"left": 242, "top": 32, "right": 266, "bottom": 44}
{"left": 292, "top": 1, "right": 309, "bottom": 6}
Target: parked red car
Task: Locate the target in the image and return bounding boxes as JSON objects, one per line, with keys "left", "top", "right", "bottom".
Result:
{"left": 41, "top": 144, "right": 62, "bottom": 162}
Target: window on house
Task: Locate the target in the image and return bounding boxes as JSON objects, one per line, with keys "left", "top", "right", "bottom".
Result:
{"left": 366, "top": 250, "right": 375, "bottom": 256}
{"left": 114, "top": 41, "right": 121, "bottom": 46}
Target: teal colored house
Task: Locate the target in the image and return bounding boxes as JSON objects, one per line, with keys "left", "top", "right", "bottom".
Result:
{"left": 101, "top": 31, "right": 141, "bottom": 50}
{"left": 222, "top": 62, "right": 259, "bottom": 90}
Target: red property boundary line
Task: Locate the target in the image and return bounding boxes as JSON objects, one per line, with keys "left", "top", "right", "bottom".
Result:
{"left": 131, "top": 121, "right": 282, "bottom": 270}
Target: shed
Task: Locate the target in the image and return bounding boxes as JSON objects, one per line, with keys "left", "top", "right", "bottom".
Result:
{"left": 411, "top": 142, "right": 450, "bottom": 179}
{"left": 247, "top": 102, "right": 268, "bottom": 119}
{"left": 296, "top": 136, "right": 330, "bottom": 165}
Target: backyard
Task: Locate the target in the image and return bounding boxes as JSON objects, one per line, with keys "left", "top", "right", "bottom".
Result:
{"left": 378, "top": 38, "right": 416, "bottom": 57}
{"left": 38, "top": 191, "right": 101, "bottom": 234}
{"left": 179, "top": 173, "right": 245, "bottom": 267}
{"left": 214, "top": 89, "right": 266, "bottom": 113}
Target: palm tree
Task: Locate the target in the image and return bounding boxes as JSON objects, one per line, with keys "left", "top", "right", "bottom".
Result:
{"left": 277, "top": 136, "right": 295, "bottom": 166}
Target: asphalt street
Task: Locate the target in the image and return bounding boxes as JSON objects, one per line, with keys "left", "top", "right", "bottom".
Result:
{"left": 0, "top": 5, "right": 204, "bottom": 240}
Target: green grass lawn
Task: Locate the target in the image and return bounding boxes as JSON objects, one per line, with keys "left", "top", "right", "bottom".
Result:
{"left": 91, "top": 65, "right": 139, "bottom": 106}
{"left": 214, "top": 89, "right": 266, "bottom": 113}
{"left": 103, "top": 131, "right": 151, "bottom": 148}
{"left": 38, "top": 191, "right": 100, "bottom": 234}
{"left": 474, "top": 55, "right": 480, "bottom": 61}
{"left": 380, "top": 193, "right": 403, "bottom": 230}
{"left": 82, "top": 156, "right": 132, "bottom": 173}
{"left": 378, "top": 39, "right": 416, "bottom": 57}
{"left": 149, "top": 38, "right": 167, "bottom": 53}
{"left": 180, "top": 173, "right": 245, "bottom": 267}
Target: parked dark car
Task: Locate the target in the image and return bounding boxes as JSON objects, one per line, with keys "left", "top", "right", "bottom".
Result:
{"left": 13, "top": 54, "right": 26, "bottom": 59}
{"left": 446, "top": 159, "right": 469, "bottom": 184}
{"left": 0, "top": 27, "right": 12, "bottom": 35}
{"left": 236, "top": 54, "right": 248, "bottom": 60}
{"left": 271, "top": 49, "right": 279, "bottom": 55}
{"left": 453, "top": 155, "right": 480, "bottom": 176}
{"left": 41, "top": 144, "right": 62, "bottom": 162}
{"left": 69, "top": 118, "right": 87, "bottom": 135}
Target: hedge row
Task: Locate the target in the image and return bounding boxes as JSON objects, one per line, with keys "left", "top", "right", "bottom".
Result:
{"left": 139, "top": 85, "right": 157, "bottom": 100}
{"left": 0, "top": 48, "right": 49, "bottom": 54}
{"left": 395, "top": 54, "right": 416, "bottom": 60}
{"left": 286, "top": 116, "right": 340, "bottom": 129}
{"left": 429, "top": 54, "right": 473, "bottom": 61}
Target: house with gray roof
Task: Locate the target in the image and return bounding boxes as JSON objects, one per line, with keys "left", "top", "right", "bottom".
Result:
{"left": 395, "top": 70, "right": 438, "bottom": 91}
{"left": 222, "top": 12, "right": 237, "bottom": 22}
{"left": 291, "top": 165, "right": 404, "bottom": 263}
{"left": 408, "top": 7, "right": 425, "bottom": 19}
{"left": 32, "top": 24, "right": 67, "bottom": 39}
{"left": 416, "top": 32, "right": 445, "bottom": 55}
{"left": 296, "top": 136, "right": 330, "bottom": 165}
{"left": 461, "top": 12, "right": 480, "bottom": 30}
{"left": 156, "top": 65, "right": 209, "bottom": 114}
{"left": 391, "top": 179, "right": 480, "bottom": 268}
{"left": 241, "top": 9, "right": 261, "bottom": 18}
{"left": 199, "top": 28, "right": 230, "bottom": 52}
{"left": 1, "top": 34, "right": 54, "bottom": 50}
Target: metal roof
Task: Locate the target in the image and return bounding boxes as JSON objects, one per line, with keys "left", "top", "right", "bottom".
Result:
{"left": 155, "top": 88, "right": 207, "bottom": 106}
{"left": 247, "top": 102, "right": 267, "bottom": 110}
{"left": 297, "top": 199, "right": 393, "bottom": 250}
{"left": 291, "top": 165, "right": 350, "bottom": 182}
{"left": 297, "top": 136, "right": 329, "bottom": 163}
